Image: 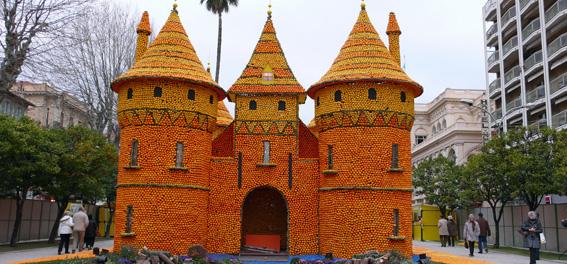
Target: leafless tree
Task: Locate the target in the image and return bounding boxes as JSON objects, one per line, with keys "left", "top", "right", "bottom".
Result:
{"left": 37, "top": 0, "right": 137, "bottom": 140}
{"left": 0, "top": 0, "right": 88, "bottom": 102}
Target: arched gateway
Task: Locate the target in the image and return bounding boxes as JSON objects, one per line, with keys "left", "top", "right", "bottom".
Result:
{"left": 241, "top": 187, "right": 288, "bottom": 253}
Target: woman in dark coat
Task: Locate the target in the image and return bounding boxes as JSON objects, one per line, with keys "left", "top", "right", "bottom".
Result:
{"left": 521, "top": 211, "right": 543, "bottom": 264}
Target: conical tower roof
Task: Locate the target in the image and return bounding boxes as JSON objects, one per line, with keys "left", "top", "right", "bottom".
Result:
{"left": 137, "top": 11, "right": 151, "bottom": 34}
{"left": 112, "top": 7, "right": 225, "bottom": 99}
{"left": 308, "top": 5, "right": 422, "bottom": 98}
{"left": 386, "top": 12, "right": 401, "bottom": 34}
{"left": 216, "top": 100, "right": 233, "bottom": 127}
{"left": 228, "top": 12, "right": 305, "bottom": 103}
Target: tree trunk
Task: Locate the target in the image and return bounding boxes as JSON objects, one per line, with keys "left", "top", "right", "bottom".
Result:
{"left": 105, "top": 205, "right": 114, "bottom": 238}
{"left": 215, "top": 13, "right": 222, "bottom": 83}
{"left": 10, "top": 196, "right": 26, "bottom": 247}
{"left": 438, "top": 206, "right": 447, "bottom": 218}
{"left": 48, "top": 199, "right": 69, "bottom": 243}
{"left": 490, "top": 205, "right": 500, "bottom": 248}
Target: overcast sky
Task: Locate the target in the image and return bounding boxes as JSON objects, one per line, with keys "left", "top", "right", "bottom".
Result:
{"left": 117, "top": 0, "right": 488, "bottom": 122}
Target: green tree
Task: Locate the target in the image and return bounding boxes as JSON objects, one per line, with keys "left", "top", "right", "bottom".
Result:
{"left": 199, "top": 0, "right": 239, "bottom": 82}
{"left": 45, "top": 126, "right": 117, "bottom": 242}
{"left": 461, "top": 135, "right": 516, "bottom": 248}
{"left": 413, "top": 156, "right": 463, "bottom": 217}
{"left": 507, "top": 127, "right": 562, "bottom": 211}
{"left": 0, "top": 115, "right": 59, "bottom": 247}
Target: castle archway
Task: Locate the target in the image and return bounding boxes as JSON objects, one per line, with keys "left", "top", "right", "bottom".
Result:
{"left": 241, "top": 186, "right": 288, "bottom": 253}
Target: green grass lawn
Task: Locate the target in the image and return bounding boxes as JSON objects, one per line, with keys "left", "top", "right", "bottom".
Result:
{"left": 491, "top": 246, "right": 567, "bottom": 260}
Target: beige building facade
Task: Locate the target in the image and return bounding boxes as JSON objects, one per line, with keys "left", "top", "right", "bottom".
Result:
{"left": 411, "top": 89, "right": 485, "bottom": 205}
{"left": 11, "top": 81, "right": 89, "bottom": 128}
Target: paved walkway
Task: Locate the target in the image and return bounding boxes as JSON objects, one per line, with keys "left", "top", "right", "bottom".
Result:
{"left": 0, "top": 239, "right": 113, "bottom": 264}
{"left": 414, "top": 241, "right": 567, "bottom": 264}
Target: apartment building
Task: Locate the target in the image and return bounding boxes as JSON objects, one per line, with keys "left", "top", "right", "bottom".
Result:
{"left": 483, "top": 0, "right": 567, "bottom": 132}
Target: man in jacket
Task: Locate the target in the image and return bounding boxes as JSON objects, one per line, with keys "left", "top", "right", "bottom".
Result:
{"left": 72, "top": 207, "right": 89, "bottom": 252}
{"left": 447, "top": 215, "right": 459, "bottom": 247}
{"left": 477, "top": 213, "right": 491, "bottom": 254}
{"left": 437, "top": 215, "right": 449, "bottom": 247}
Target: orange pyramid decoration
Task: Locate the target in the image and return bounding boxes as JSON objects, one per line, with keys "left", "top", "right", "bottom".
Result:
{"left": 216, "top": 100, "right": 233, "bottom": 127}
{"left": 137, "top": 11, "right": 151, "bottom": 34}
{"left": 228, "top": 13, "right": 305, "bottom": 102}
{"left": 386, "top": 12, "right": 401, "bottom": 34}
{"left": 308, "top": 5, "right": 422, "bottom": 98}
{"left": 112, "top": 8, "right": 225, "bottom": 99}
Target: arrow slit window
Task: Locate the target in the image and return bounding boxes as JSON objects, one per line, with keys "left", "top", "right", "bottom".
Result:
{"left": 130, "top": 139, "right": 139, "bottom": 167}
{"left": 263, "top": 141, "right": 271, "bottom": 164}
{"left": 175, "top": 142, "right": 184, "bottom": 168}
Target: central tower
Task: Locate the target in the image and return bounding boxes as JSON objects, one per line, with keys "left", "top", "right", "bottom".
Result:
{"left": 307, "top": 2, "right": 423, "bottom": 257}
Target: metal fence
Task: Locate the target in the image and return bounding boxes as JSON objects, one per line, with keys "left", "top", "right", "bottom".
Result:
{"left": 0, "top": 199, "right": 98, "bottom": 244}
{"left": 457, "top": 204, "right": 567, "bottom": 253}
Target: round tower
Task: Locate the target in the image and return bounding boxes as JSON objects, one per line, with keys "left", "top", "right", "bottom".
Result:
{"left": 307, "top": 3, "right": 422, "bottom": 258}
{"left": 111, "top": 5, "right": 225, "bottom": 254}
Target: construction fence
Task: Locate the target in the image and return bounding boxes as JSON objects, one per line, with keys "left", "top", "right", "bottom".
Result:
{"left": 0, "top": 198, "right": 115, "bottom": 245}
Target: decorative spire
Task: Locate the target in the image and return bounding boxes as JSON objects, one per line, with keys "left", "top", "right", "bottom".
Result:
{"left": 173, "top": 0, "right": 178, "bottom": 13}
{"left": 228, "top": 11, "right": 305, "bottom": 103}
{"left": 361, "top": 0, "right": 366, "bottom": 10}
{"left": 308, "top": 6, "right": 422, "bottom": 98}
{"left": 268, "top": 3, "right": 272, "bottom": 19}
{"left": 136, "top": 11, "right": 151, "bottom": 35}
{"left": 113, "top": 5, "right": 225, "bottom": 100}
{"left": 386, "top": 12, "right": 401, "bottom": 34}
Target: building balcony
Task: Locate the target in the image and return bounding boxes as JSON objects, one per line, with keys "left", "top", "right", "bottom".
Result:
{"left": 486, "top": 24, "right": 498, "bottom": 46}
{"left": 545, "top": 0, "right": 567, "bottom": 26}
{"left": 552, "top": 110, "right": 567, "bottom": 129}
{"left": 524, "top": 50, "right": 543, "bottom": 76}
{"left": 522, "top": 18, "right": 540, "bottom": 45}
{"left": 503, "top": 36, "right": 519, "bottom": 59}
{"left": 487, "top": 52, "right": 500, "bottom": 72}
{"left": 520, "top": 0, "right": 538, "bottom": 13}
{"left": 501, "top": 6, "right": 517, "bottom": 31}
{"left": 493, "top": 108, "right": 503, "bottom": 120}
{"left": 506, "top": 97, "right": 523, "bottom": 112}
{"left": 526, "top": 85, "right": 546, "bottom": 104}
{"left": 529, "top": 118, "right": 548, "bottom": 129}
{"left": 504, "top": 65, "right": 522, "bottom": 87}
{"left": 489, "top": 78, "right": 502, "bottom": 98}
{"left": 484, "top": 0, "right": 498, "bottom": 20}
{"left": 550, "top": 72, "right": 567, "bottom": 99}
{"left": 547, "top": 32, "right": 567, "bottom": 68}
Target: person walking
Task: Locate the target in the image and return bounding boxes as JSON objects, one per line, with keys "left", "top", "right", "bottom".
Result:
{"left": 57, "top": 211, "right": 74, "bottom": 255}
{"left": 437, "top": 215, "right": 449, "bottom": 247}
{"left": 521, "top": 211, "right": 543, "bottom": 264}
{"left": 463, "top": 214, "right": 480, "bottom": 257}
{"left": 72, "top": 207, "right": 89, "bottom": 252}
{"left": 447, "top": 215, "right": 458, "bottom": 247}
{"left": 477, "top": 212, "right": 491, "bottom": 254}
{"left": 84, "top": 215, "right": 97, "bottom": 249}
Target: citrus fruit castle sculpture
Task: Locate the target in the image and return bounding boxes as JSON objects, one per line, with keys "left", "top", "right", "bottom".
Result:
{"left": 111, "top": 1, "right": 423, "bottom": 258}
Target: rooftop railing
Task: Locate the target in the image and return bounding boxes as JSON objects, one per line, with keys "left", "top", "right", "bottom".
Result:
{"left": 550, "top": 73, "right": 567, "bottom": 95}
{"left": 545, "top": 0, "right": 567, "bottom": 23}
{"left": 489, "top": 78, "right": 501, "bottom": 94}
{"left": 526, "top": 85, "right": 545, "bottom": 103}
{"left": 502, "top": 6, "right": 517, "bottom": 26}
{"left": 553, "top": 110, "right": 567, "bottom": 128}
{"left": 504, "top": 65, "right": 521, "bottom": 84}
{"left": 547, "top": 32, "right": 567, "bottom": 58}
{"left": 524, "top": 50, "right": 543, "bottom": 71}
{"left": 522, "top": 18, "right": 540, "bottom": 40}
{"left": 506, "top": 97, "right": 523, "bottom": 111}
{"left": 503, "top": 36, "right": 519, "bottom": 56}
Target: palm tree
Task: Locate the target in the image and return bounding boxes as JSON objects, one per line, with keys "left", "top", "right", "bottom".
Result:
{"left": 200, "top": 0, "right": 239, "bottom": 83}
